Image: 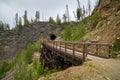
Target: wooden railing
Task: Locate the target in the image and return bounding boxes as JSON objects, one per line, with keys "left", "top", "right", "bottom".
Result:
{"left": 42, "top": 40, "right": 113, "bottom": 60}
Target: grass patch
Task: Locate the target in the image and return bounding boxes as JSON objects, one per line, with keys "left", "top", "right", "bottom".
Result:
{"left": 113, "top": 36, "right": 120, "bottom": 52}
{"left": 61, "top": 24, "right": 86, "bottom": 41}
{"left": 91, "top": 12, "right": 101, "bottom": 29}
{"left": 0, "top": 39, "right": 42, "bottom": 80}
{"left": 13, "top": 39, "right": 42, "bottom": 80}
{"left": 84, "top": 62, "right": 96, "bottom": 72}
{"left": 0, "top": 62, "right": 12, "bottom": 79}
{"left": 13, "top": 39, "right": 61, "bottom": 80}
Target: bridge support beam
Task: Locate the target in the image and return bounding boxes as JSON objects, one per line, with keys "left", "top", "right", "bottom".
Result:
{"left": 40, "top": 45, "right": 73, "bottom": 69}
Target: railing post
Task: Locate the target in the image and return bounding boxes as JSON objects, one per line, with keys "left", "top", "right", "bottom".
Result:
{"left": 85, "top": 43, "right": 88, "bottom": 57}
{"left": 53, "top": 41, "right": 55, "bottom": 49}
{"left": 56, "top": 41, "right": 57, "bottom": 49}
{"left": 108, "top": 45, "right": 113, "bottom": 57}
{"left": 83, "top": 44, "right": 86, "bottom": 61}
{"left": 95, "top": 45, "right": 99, "bottom": 55}
{"left": 65, "top": 43, "right": 67, "bottom": 53}
{"left": 73, "top": 43, "right": 75, "bottom": 57}
{"left": 60, "top": 41, "right": 61, "bottom": 51}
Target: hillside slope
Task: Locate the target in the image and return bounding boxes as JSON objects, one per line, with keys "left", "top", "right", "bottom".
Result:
{"left": 84, "top": 0, "right": 120, "bottom": 43}
{"left": 0, "top": 22, "right": 61, "bottom": 60}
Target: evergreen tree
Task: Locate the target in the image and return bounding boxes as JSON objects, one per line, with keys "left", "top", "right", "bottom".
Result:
{"left": 35, "top": 11, "right": 40, "bottom": 22}
{"left": 4, "top": 23, "right": 10, "bottom": 30}
{"left": 18, "top": 17, "right": 22, "bottom": 27}
{"left": 56, "top": 14, "right": 61, "bottom": 25}
{"left": 15, "top": 13, "right": 19, "bottom": 27}
{"left": 0, "top": 21, "right": 4, "bottom": 31}
{"left": 76, "top": 8, "right": 82, "bottom": 22}
{"left": 49, "top": 17, "right": 55, "bottom": 24}
{"left": 23, "top": 10, "right": 29, "bottom": 25}
{"left": 0, "top": 21, "right": 10, "bottom": 31}
{"left": 31, "top": 18, "right": 34, "bottom": 24}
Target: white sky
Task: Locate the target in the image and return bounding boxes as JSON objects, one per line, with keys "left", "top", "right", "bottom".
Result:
{"left": 0, "top": 0, "right": 98, "bottom": 28}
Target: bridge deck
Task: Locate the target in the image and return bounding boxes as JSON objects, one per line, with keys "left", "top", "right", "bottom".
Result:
{"left": 42, "top": 40, "right": 113, "bottom": 65}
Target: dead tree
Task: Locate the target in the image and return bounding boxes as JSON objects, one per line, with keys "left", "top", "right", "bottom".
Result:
{"left": 66, "top": 4, "right": 70, "bottom": 23}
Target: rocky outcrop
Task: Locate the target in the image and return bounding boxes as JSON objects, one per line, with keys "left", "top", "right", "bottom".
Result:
{"left": 0, "top": 22, "right": 62, "bottom": 60}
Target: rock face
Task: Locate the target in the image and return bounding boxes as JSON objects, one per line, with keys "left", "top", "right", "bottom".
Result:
{"left": 0, "top": 22, "right": 62, "bottom": 60}
{"left": 84, "top": 0, "right": 120, "bottom": 43}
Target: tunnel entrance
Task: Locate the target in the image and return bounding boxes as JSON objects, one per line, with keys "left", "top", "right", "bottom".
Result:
{"left": 50, "top": 34, "right": 56, "bottom": 40}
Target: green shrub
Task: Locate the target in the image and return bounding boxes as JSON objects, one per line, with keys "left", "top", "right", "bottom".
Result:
{"left": 0, "top": 62, "right": 12, "bottom": 79}
{"left": 61, "top": 26, "right": 72, "bottom": 41}
{"left": 82, "top": 16, "right": 89, "bottom": 25}
{"left": 61, "top": 24, "right": 86, "bottom": 41}
{"left": 71, "top": 24, "right": 86, "bottom": 41}
{"left": 91, "top": 12, "right": 101, "bottom": 29}
{"left": 33, "top": 59, "right": 44, "bottom": 78}
{"left": 113, "top": 36, "right": 120, "bottom": 52}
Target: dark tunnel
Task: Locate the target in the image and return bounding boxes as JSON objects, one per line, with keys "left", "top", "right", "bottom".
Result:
{"left": 50, "top": 34, "right": 56, "bottom": 40}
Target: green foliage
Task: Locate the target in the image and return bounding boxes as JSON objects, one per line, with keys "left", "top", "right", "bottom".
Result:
{"left": 91, "top": 12, "right": 101, "bottom": 29}
{"left": 0, "top": 21, "right": 10, "bottom": 31}
{"left": 23, "top": 10, "right": 29, "bottom": 25}
{"left": 15, "top": 40, "right": 41, "bottom": 64}
{"left": 113, "top": 36, "right": 120, "bottom": 52}
{"left": 81, "top": 12, "right": 101, "bottom": 29}
{"left": 56, "top": 14, "right": 61, "bottom": 25}
{"left": 15, "top": 13, "right": 19, "bottom": 26}
{"left": 49, "top": 17, "right": 56, "bottom": 24}
{"left": 63, "top": 14, "right": 67, "bottom": 23}
{"left": 13, "top": 60, "right": 43, "bottom": 80}
{"left": 0, "top": 62, "right": 12, "bottom": 79}
{"left": 61, "top": 24, "right": 86, "bottom": 41}
{"left": 72, "top": 24, "right": 86, "bottom": 41}
{"left": 76, "top": 8, "right": 82, "bottom": 21}
{"left": 35, "top": 11, "right": 40, "bottom": 22}
{"left": 82, "top": 16, "right": 89, "bottom": 25}
{"left": 13, "top": 40, "right": 42, "bottom": 80}
{"left": 61, "top": 26, "right": 72, "bottom": 41}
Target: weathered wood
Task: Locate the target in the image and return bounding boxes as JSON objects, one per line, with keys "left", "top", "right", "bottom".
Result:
{"left": 41, "top": 39, "right": 113, "bottom": 68}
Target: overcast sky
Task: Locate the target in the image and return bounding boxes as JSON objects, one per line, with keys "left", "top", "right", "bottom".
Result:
{"left": 0, "top": 0, "right": 98, "bottom": 28}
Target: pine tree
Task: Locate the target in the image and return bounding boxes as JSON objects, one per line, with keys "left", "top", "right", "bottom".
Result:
{"left": 31, "top": 18, "right": 34, "bottom": 24}
{"left": 35, "top": 11, "right": 40, "bottom": 22}
{"left": 76, "top": 8, "right": 82, "bottom": 22}
{"left": 56, "top": 14, "right": 61, "bottom": 25}
{"left": 49, "top": 17, "right": 55, "bottom": 24}
{"left": 0, "top": 21, "right": 4, "bottom": 31}
{"left": 19, "top": 17, "right": 22, "bottom": 27}
{"left": 15, "top": 13, "right": 18, "bottom": 27}
{"left": 4, "top": 23, "right": 10, "bottom": 30}
{"left": 23, "top": 10, "right": 29, "bottom": 25}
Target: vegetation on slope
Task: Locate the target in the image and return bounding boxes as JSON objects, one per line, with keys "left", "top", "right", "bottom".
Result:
{"left": 61, "top": 11, "right": 101, "bottom": 42}
{"left": 0, "top": 40, "right": 41, "bottom": 79}
{"left": 61, "top": 24, "right": 86, "bottom": 41}
{"left": 113, "top": 36, "right": 120, "bottom": 52}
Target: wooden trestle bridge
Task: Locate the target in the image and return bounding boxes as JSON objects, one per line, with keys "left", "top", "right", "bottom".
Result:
{"left": 40, "top": 40, "right": 113, "bottom": 68}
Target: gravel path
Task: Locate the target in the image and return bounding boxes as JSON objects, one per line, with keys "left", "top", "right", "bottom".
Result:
{"left": 88, "top": 55, "right": 120, "bottom": 80}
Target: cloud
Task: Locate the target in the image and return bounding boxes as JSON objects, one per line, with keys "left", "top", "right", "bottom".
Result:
{"left": 0, "top": 0, "right": 98, "bottom": 28}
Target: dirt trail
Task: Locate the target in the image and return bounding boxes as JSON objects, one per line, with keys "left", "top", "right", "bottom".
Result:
{"left": 88, "top": 55, "right": 120, "bottom": 80}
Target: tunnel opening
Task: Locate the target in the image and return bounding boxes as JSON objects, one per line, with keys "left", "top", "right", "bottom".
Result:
{"left": 50, "top": 34, "right": 56, "bottom": 40}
